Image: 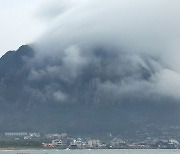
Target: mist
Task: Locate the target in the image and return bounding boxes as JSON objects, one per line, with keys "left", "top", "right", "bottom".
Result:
{"left": 1, "top": 0, "right": 180, "bottom": 133}
{"left": 26, "top": 0, "right": 180, "bottom": 104}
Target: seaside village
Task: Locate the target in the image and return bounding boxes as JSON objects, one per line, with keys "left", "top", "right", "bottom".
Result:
{"left": 1, "top": 132, "right": 180, "bottom": 149}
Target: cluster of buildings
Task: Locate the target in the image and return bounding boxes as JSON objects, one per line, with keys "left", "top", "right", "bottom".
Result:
{"left": 2, "top": 131, "right": 180, "bottom": 149}
{"left": 42, "top": 138, "right": 105, "bottom": 149}
{"left": 42, "top": 137, "right": 180, "bottom": 149}
{"left": 41, "top": 133, "right": 180, "bottom": 149}
{"left": 4, "top": 132, "right": 40, "bottom": 140}
{"left": 42, "top": 133, "right": 103, "bottom": 149}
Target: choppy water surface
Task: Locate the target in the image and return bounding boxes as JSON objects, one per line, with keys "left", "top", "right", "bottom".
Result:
{"left": 0, "top": 149, "right": 180, "bottom": 154}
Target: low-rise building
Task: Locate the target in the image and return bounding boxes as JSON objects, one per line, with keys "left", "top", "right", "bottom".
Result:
{"left": 45, "top": 133, "right": 60, "bottom": 139}
{"left": 5, "top": 132, "right": 28, "bottom": 137}
{"left": 52, "top": 139, "right": 63, "bottom": 146}
{"left": 42, "top": 143, "right": 54, "bottom": 148}
{"left": 29, "top": 133, "right": 40, "bottom": 138}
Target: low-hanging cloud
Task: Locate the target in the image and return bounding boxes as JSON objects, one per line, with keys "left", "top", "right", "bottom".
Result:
{"left": 28, "top": 0, "right": 180, "bottom": 103}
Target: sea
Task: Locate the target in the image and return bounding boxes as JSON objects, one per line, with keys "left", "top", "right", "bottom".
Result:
{"left": 0, "top": 149, "right": 180, "bottom": 154}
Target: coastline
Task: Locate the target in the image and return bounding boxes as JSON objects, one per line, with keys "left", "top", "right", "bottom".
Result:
{"left": 0, "top": 147, "right": 180, "bottom": 150}
{"left": 0, "top": 147, "right": 44, "bottom": 150}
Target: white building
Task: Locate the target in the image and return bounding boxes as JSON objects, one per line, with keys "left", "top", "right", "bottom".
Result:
{"left": 52, "top": 139, "right": 63, "bottom": 146}
{"left": 5, "top": 132, "right": 28, "bottom": 137}
{"left": 29, "top": 133, "right": 40, "bottom": 137}
{"left": 88, "top": 140, "right": 101, "bottom": 148}
{"left": 45, "top": 133, "right": 60, "bottom": 139}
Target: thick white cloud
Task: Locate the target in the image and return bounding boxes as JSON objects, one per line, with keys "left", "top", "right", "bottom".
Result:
{"left": 153, "top": 69, "right": 180, "bottom": 100}
{"left": 37, "top": 0, "right": 180, "bottom": 55}
{"left": 1, "top": 0, "right": 180, "bottom": 101}
{"left": 33, "top": 0, "right": 180, "bottom": 101}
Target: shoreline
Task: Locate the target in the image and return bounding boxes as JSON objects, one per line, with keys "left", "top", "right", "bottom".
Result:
{"left": 0, "top": 148, "right": 180, "bottom": 151}
{"left": 0, "top": 147, "right": 44, "bottom": 150}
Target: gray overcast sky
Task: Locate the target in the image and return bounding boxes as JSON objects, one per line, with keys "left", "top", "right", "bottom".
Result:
{"left": 0, "top": 0, "right": 47, "bottom": 56}
{"left": 0, "top": 0, "right": 180, "bottom": 58}
{"left": 1, "top": 0, "right": 180, "bottom": 100}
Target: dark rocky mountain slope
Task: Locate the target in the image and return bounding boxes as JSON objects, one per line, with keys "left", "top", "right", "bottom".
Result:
{"left": 0, "top": 45, "right": 179, "bottom": 135}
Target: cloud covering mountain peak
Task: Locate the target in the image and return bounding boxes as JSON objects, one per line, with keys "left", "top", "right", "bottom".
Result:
{"left": 31, "top": 0, "right": 180, "bottom": 101}
{"left": 0, "top": 0, "right": 180, "bottom": 132}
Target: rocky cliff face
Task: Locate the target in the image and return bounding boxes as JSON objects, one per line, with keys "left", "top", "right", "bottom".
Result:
{"left": 0, "top": 45, "right": 179, "bottom": 134}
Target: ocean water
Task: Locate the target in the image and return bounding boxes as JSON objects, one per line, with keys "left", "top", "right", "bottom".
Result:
{"left": 0, "top": 149, "right": 180, "bottom": 154}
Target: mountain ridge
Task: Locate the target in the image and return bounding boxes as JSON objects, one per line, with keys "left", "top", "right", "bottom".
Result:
{"left": 0, "top": 45, "right": 179, "bottom": 135}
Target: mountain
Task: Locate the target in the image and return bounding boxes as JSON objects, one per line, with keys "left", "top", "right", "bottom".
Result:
{"left": 0, "top": 45, "right": 179, "bottom": 136}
